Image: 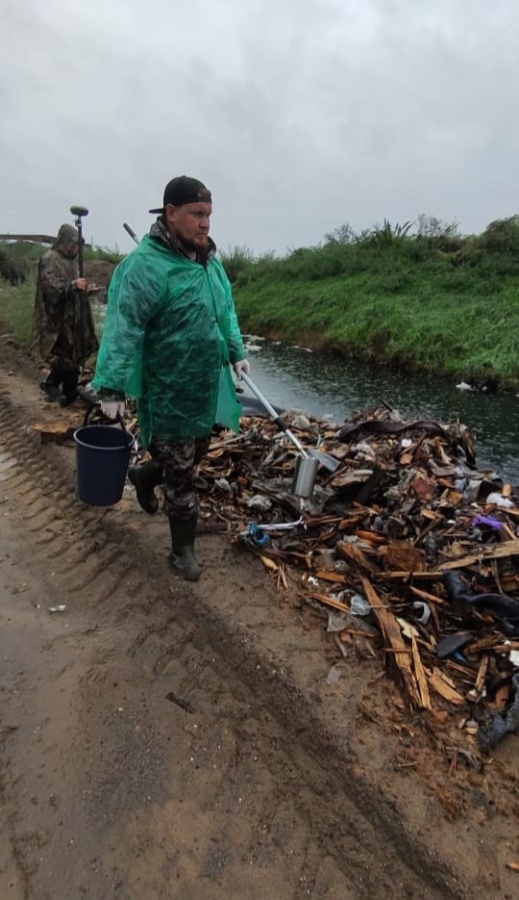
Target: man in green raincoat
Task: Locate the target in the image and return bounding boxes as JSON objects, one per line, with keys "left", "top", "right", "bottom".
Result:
{"left": 93, "top": 176, "right": 250, "bottom": 582}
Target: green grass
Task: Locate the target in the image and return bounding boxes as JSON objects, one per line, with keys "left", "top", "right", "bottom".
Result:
{"left": 84, "top": 245, "right": 125, "bottom": 264}
{"left": 233, "top": 272, "right": 519, "bottom": 387}
{"left": 0, "top": 276, "right": 36, "bottom": 349}
{"left": 224, "top": 218, "right": 519, "bottom": 389}
{"left": 0, "top": 276, "right": 107, "bottom": 349}
{"left": 3, "top": 220, "right": 519, "bottom": 389}
{"left": 0, "top": 239, "right": 121, "bottom": 349}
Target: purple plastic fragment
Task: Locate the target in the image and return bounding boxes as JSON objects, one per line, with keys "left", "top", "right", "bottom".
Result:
{"left": 471, "top": 515, "right": 502, "bottom": 531}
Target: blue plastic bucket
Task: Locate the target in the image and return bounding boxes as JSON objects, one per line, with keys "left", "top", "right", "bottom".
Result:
{"left": 74, "top": 424, "right": 134, "bottom": 506}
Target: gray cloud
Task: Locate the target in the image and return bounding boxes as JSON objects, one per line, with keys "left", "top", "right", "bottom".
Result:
{"left": 1, "top": 0, "right": 519, "bottom": 254}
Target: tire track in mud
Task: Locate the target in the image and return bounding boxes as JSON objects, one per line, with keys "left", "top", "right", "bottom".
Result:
{"left": 0, "top": 389, "right": 466, "bottom": 900}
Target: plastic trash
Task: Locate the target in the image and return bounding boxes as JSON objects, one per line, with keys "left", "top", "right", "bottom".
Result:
{"left": 237, "top": 524, "right": 270, "bottom": 549}
{"left": 326, "top": 665, "right": 342, "bottom": 686}
{"left": 327, "top": 611, "right": 352, "bottom": 632}
{"left": 485, "top": 492, "right": 514, "bottom": 508}
{"left": 259, "top": 516, "right": 304, "bottom": 533}
{"left": 412, "top": 601, "right": 431, "bottom": 626}
{"left": 350, "top": 593, "right": 371, "bottom": 617}
{"left": 291, "top": 414, "right": 312, "bottom": 430}
{"left": 479, "top": 673, "right": 519, "bottom": 751}
{"left": 246, "top": 494, "right": 273, "bottom": 511}
{"left": 215, "top": 477, "right": 233, "bottom": 494}
{"left": 471, "top": 514, "right": 503, "bottom": 530}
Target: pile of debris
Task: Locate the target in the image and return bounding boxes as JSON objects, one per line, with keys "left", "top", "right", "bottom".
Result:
{"left": 196, "top": 403, "right": 519, "bottom": 754}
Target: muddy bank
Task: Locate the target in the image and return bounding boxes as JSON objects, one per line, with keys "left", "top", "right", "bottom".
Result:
{"left": 0, "top": 341, "right": 518, "bottom": 898}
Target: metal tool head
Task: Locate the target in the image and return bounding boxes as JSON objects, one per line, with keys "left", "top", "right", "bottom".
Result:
{"left": 292, "top": 456, "right": 319, "bottom": 498}
{"left": 307, "top": 447, "right": 341, "bottom": 472}
{"left": 70, "top": 205, "right": 89, "bottom": 218}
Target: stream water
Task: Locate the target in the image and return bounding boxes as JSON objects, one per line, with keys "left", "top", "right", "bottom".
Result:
{"left": 241, "top": 336, "right": 519, "bottom": 484}
{"left": 92, "top": 299, "right": 519, "bottom": 483}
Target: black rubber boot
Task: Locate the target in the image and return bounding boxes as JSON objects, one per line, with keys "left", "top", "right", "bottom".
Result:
{"left": 40, "top": 381, "right": 64, "bottom": 402}
{"left": 168, "top": 514, "right": 201, "bottom": 582}
{"left": 60, "top": 368, "right": 80, "bottom": 407}
{"left": 128, "top": 460, "right": 163, "bottom": 514}
{"left": 40, "top": 365, "right": 66, "bottom": 403}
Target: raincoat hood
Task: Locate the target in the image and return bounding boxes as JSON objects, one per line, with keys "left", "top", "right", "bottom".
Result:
{"left": 52, "top": 224, "right": 79, "bottom": 258}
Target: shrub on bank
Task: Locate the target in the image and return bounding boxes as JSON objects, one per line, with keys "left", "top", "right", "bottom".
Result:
{"left": 223, "top": 215, "right": 519, "bottom": 389}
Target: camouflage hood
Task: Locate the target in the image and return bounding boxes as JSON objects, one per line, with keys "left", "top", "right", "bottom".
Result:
{"left": 52, "top": 224, "right": 79, "bottom": 258}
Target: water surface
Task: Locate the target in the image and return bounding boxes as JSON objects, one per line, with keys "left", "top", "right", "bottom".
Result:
{"left": 242, "top": 337, "right": 519, "bottom": 483}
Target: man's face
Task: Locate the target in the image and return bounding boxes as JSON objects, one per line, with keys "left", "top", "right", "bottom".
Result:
{"left": 165, "top": 202, "right": 212, "bottom": 252}
{"left": 69, "top": 243, "right": 80, "bottom": 258}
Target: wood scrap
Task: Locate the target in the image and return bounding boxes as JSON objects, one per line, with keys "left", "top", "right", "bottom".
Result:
{"left": 411, "top": 636, "right": 432, "bottom": 710}
{"left": 186, "top": 401, "right": 519, "bottom": 753}
{"left": 31, "top": 416, "right": 82, "bottom": 445}
{"left": 361, "top": 576, "right": 420, "bottom": 706}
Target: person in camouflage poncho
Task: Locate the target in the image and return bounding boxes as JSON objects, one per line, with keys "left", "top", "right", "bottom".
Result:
{"left": 32, "top": 224, "right": 99, "bottom": 405}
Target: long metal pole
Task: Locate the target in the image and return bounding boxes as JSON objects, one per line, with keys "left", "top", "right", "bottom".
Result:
{"left": 70, "top": 205, "right": 89, "bottom": 368}
{"left": 240, "top": 373, "right": 310, "bottom": 459}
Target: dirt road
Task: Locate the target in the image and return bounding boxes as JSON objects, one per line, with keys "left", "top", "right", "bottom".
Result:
{"left": 0, "top": 400, "right": 437, "bottom": 900}
{"left": 0, "top": 344, "right": 517, "bottom": 900}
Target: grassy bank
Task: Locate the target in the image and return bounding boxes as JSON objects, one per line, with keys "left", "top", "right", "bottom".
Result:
{"left": 2, "top": 217, "right": 519, "bottom": 389}
{"left": 0, "top": 240, "right": 121, "bottom": 350}
{"left": 0, "top": 277, "right": 36, "bottom": 350}
{"left": 225, "top": 216, "right": 519, "bottom": 390}
{"left": 0, "top": 275, "right": 109, "bottom": 350}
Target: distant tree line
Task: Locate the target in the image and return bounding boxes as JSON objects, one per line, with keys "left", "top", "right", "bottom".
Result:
{"left": 220, "top": 214, "right": 519, "bottom": 286}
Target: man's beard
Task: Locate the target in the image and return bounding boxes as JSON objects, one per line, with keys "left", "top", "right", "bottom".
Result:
{"left": 181, "top": 234, "right": 209, "bottom": 253}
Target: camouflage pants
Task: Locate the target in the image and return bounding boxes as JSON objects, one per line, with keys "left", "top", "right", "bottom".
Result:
{"left": 149, "top": 435, "right": 211, "bottom": 520}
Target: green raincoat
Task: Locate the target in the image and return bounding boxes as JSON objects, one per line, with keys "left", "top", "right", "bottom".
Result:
{"left": 92, "top": 233, "right": 245, "bottom": 446}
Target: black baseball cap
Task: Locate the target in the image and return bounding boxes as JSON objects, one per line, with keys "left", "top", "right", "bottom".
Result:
{"left": 149, "top": 176, "right": 212, "bottom": 213}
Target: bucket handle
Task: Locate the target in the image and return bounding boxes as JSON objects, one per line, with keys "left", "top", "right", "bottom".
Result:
{"left": 83, "top": 405, "right": 95, "bottom": 427}
{"left": 82, "top": 406, "right": 137, "bottom": 457}
{"left": 116, "top": 411, "right": 129, "bottom": 434}
{"left": 83, "top": 405, "right": 129, "bottom": 434}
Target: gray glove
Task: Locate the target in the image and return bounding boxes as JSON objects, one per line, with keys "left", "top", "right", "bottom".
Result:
{"left": 100, "top": 400, "right": 125, "bottom": 420}
{"left": 233, "top": 359, "right": 251, "bottom": 380}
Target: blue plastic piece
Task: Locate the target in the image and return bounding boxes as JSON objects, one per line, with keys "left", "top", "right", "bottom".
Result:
{"left": 247, "top": 524, "right": 270, "bottom": 547}
{"left": 238, "top": 523, "right": 271, "bottom": 549}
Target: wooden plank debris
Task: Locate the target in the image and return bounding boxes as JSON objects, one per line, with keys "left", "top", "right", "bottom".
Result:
{"left": 361, "top": 576, "right": 420, "bottom": 706}
{"left": 435, "top": 540, "right": 519, "bottom": 572}
{"left": 31, "top": 417, "right": 82, "bottom": 445}
{"left": 187, "top": 401, "right": 519, "bottom": 757}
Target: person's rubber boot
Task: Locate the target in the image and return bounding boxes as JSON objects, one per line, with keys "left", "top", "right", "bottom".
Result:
{"left": 40, "top": 381, "right": 64, "bottom": 402}
{"left": 59, "top": 394, "right": 77, "bottom": 408}
{"left": 128, "top": 460, "right": 163, "bottom": 514}
{"left": 168, "top": 514, "right": 201, "bottom": 582}
{"left": 60, "top": 368, "right": 80, "bottom": 407}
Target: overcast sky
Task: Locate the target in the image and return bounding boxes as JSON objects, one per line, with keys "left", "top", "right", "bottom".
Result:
{"left": 1, "top": 0, "right": 518, "bottom": 255}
